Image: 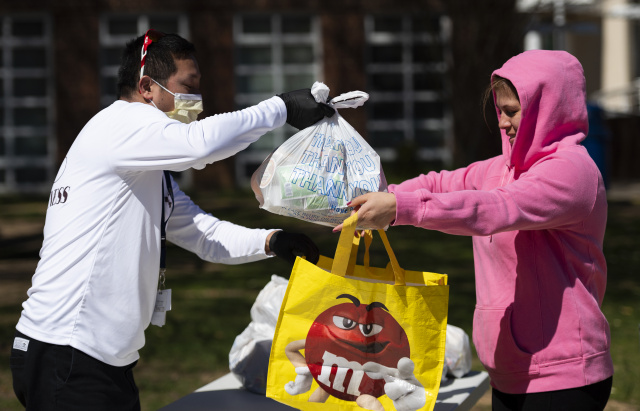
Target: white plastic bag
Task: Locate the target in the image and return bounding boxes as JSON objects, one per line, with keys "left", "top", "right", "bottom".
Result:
{"left": 252, "top": 82, "right": 387, "bottom": 228}
{"left": 229, "top": 275, "right": 289, "bottom": 394}
{"left": 442, "top": 324, "right": 472, "bottom": 381}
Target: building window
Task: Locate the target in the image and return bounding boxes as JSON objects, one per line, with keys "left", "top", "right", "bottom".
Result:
{"left": 365, "top": 15, "right": 452, "bottom": 166}
{"left": 99, "top": 13, "right": 191, "bottom": 186}
{"left": 0, "top": 14, "right": 55, "bottom": 193}
{"left": 233, "top": 14, "right": 323, "bottom": 185}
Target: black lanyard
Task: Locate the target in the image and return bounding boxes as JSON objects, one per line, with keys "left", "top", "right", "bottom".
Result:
{"left": 160, "top": 171, "right": 174, "bottom": 270}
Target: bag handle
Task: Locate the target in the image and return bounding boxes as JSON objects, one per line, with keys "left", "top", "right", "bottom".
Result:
{"left": 343, "top": 229, "right": 373, "bottom": 275}
{"left": 363, "top": 230, "right": 372, "bottom": 270}
{"left": 340, "top": 229, "right": 371, "bottom": 278}
{"left": 329, "top": 91, "right": 369, "bottom": 109}
{"left": 310, "top": 81, "right": 369, "bottom": 110}
{"left": 332, "top": 213, "right": 406, "bottom": 286}
{"left": 377, "top": 229, "right": 406, "bottom": 285}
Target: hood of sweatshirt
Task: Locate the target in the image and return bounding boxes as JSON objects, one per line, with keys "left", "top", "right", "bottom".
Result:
{"left": 492, "top": 50, "right": 588, "bottom": 172}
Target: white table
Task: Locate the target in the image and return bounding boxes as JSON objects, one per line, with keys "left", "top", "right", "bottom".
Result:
{"left": 160, "top": 371, "right": 490, "bottom": 411}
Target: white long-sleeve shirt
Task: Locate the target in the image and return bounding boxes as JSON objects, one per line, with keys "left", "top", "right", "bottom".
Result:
{"left": 17, "top": 97, "right": 286, "bottom": 366}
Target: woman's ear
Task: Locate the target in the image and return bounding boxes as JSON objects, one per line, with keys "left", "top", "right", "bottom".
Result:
{"left": 138, "top": 76, "right": 153, "bottom": 101}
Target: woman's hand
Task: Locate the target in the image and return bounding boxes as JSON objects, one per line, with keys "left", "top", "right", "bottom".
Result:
{"left": 333, "top": 192, "right": 397, "bottom": 232}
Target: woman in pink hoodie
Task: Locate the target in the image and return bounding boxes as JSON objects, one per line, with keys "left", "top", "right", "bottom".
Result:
{"left": 337, "top": 50, "right": 613, "bottom": 410}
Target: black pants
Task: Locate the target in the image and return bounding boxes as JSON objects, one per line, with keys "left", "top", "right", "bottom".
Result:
{"left": 10, "top": 330, "right": 140, "bottom": 411}
{"left": 492, "top": 376, "right": 613, "bottom": 411}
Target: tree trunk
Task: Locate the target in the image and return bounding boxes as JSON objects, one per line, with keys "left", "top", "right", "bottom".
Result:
{"left": 445, "top": 0, "right": 529, "bottom": 169}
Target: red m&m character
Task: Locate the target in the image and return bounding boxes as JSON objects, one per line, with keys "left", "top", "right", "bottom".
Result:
{"left": 284, "top": 294, "right": 426, "bottom": 411}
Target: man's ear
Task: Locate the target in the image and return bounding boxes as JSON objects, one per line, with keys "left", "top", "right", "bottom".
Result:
{"left": 138, "top": 76, "right": 153, "bottom": 101}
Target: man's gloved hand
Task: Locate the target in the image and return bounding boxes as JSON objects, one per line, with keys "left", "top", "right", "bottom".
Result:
{"left": 269, "top": 231, "right": 320, "bottom": 265}
{"left": 277, "top": 89, "right": 335, "bottom": 130}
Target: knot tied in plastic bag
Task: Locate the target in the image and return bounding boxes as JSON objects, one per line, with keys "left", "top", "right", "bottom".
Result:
{"left": 252, "top": 82, "right": 387, "bottom": 228}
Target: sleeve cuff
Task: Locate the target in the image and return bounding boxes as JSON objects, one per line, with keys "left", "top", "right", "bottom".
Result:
{"left": 392, "top": 190, "right": 425, "bottom": 227}
{"left": 256, "top": 228, "right": 278, "bottom": 258}
{"left": 268, "top": 96, "right": 287, "bottom": 128}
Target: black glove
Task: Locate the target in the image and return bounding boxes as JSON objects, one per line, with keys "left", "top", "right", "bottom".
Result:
{"left": 277, "top": 89, "right": 335, "bottom": 130}
{"left": 269, "top": 231, "right": 320, "bottom": 265}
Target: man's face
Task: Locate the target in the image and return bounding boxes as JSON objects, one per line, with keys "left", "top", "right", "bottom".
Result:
{"left": 152, "top": 56, "right": 201, "bottom": 112}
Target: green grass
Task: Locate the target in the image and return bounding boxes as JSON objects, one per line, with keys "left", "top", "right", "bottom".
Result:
{"left": 0, "top": 189, "right": 639, "bottom": 410}
{"left": 599, "top": 202, "right": 640, "bottom": 403}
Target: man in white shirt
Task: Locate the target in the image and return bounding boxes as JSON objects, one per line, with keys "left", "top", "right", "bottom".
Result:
{"left": 10, "top": 30, "right": 332, "bottom": 411}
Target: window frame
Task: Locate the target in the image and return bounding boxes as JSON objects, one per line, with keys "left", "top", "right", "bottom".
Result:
{"left": 0, "top": 13, "right": 56, "bottom": 193}
{"left": 232, "top": 13, "right": 324, "bottom": 186}
{"left": 364, "top": 14, "right": 453, "bottom": 166}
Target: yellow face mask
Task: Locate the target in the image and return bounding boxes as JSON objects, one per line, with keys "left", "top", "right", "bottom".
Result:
{"left": 151, "top": 78, "right": 203, "bottom": 124}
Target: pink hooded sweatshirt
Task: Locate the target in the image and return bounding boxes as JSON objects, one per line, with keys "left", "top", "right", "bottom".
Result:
{"left": 389, "top": 50, "right": 613, "bottom": 393}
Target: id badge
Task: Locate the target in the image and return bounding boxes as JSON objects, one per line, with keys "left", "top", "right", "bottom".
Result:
{"left": 151, "top": 289, "right": 172, "bottom": 327}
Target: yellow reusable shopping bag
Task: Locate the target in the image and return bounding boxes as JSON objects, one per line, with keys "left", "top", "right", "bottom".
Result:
{"left": 266, "top": 213, "right": 449, "bottom": 411}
